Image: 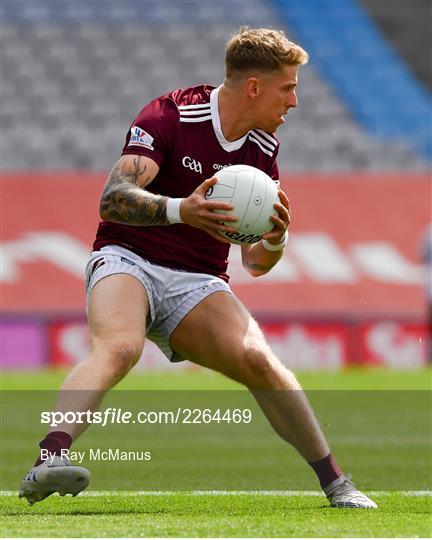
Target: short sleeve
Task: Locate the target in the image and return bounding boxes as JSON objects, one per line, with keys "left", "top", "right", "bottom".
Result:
{"left": 267, "top": 145, "right": 280, "bottom": 187}
{"left": 121, "top": 96, "right": 179, "bottom": 167}
{"left": 267, "top": 159, "right": 279, "bottom": 184}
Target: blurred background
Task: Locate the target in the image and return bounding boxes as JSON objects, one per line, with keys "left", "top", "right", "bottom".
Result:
{"left": 2, "top": 0, "right": 431, "bottom": 373}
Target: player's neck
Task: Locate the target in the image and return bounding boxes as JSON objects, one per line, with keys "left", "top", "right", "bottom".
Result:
{"left": 218, "top": 84, "right": 253, "bottom": 142}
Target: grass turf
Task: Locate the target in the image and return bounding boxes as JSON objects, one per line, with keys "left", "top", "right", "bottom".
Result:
{"left": 2, "top": 493, "right": 431, "bottom": 537}
{"left": 2, "top": 368, "right": 431, "bottom": 537}
{"left": 2, "top": 366, "right": 431, "bottom": 390}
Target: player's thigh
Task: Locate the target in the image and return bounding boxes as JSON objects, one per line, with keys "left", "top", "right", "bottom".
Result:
{"left": 170, "top": 291, "right": 277, "bottom": 383}
{"left": 88, "top": 273, "right": 149, "bottom": 360}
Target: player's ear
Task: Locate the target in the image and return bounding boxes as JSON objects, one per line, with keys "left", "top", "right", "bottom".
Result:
{"left": 246, "top": 77, "right": 260, "bottom": 98}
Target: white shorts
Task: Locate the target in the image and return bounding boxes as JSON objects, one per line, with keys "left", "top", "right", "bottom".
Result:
{"left": 85, "top": 245, "right": 232, "bottom": 362}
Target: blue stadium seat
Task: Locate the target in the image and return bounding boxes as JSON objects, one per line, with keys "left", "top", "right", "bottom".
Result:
{"left": 273, "top": 0, "right": 431, "bottom": 161}
{"left": 1, "top": 0, "right": 428, "bottom": 171}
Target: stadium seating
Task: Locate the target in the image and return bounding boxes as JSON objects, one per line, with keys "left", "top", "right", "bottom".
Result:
{"left": 275, "top": 0, "right": 431, "bottom": 161}
{"left": 1, "top": 0, "right": 429, "bottom": 171}
{"left": 360, "top": 0, "right": 431, "bottom": 91}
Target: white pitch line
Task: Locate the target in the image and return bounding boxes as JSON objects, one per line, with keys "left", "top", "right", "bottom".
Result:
{"left": 3, "top": 490, "right": 431, "bottom": 497}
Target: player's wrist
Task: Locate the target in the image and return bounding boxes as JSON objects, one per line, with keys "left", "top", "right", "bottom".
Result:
{"left": 166, "top": 198, "right": 184, "bottom": 224}
{"left": 262, "top": 232, "right": 288, "bottom": 251}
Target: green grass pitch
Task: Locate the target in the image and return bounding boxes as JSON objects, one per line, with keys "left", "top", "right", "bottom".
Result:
{"left": 2, "top": 492, "right": 431, "bottom": 538}
{"left": 1, "top": 367, "right": 431, "bottom": 537}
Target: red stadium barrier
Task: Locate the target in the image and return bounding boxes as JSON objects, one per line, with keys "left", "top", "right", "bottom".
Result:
{"left": 355, "top": 321, "right": 426, "bottom": 368}
{"left": 2, "top": 172, "right": 429, "bottom": 368}
{"left": 44, "top": 319, "right": 427, "bottom": 370}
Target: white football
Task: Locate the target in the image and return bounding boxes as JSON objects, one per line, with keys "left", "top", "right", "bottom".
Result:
{"left": 205, "top": 164, "right": 279, "bottom": 245}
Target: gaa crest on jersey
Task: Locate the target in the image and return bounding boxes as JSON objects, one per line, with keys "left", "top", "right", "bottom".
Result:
{"left": 128, "top": 126, "right": 154, "bottom": 150}
{"left": 182, "top": 155, "right": 202, "bottom": 174}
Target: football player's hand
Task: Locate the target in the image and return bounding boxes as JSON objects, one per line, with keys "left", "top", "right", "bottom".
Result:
{"left": 180, "top": 177, "right": 238, "bottom": 243}
{"left": 261, "top": 189, "right": 291, "bottom": 244}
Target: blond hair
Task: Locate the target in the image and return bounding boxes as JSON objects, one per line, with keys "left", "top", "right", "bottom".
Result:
{"left": 225, "top": 27, "right": 309, "bottom": 79}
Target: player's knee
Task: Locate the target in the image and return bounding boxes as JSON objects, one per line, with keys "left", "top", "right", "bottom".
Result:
{"left": 242, "top": 340, "right": 280, "bottom": 386}
{"left": 98, "top": 339, "right": 144, "bottom": 379}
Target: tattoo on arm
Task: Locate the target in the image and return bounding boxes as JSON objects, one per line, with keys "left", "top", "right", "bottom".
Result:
{"left": 100, "top": 156, "right": 169, "bottom": 226}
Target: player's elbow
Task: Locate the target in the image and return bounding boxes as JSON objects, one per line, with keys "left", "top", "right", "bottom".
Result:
{"left": 99, "top": 201, "right": 110, "bottom": 221}
{"left": 243, "top": 261, "right": 272, "bottom": 278}
{"left": 99, "top": 202, "right": 119, "bottom": 223}
{"left": 249, "top": 270, "right": 268, "bottom": 278}
{"left": 99, "top": 191, "right": 116, "bottom": 221}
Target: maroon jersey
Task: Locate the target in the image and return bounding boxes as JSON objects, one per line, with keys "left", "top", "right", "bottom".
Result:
{"left": 94, "top": 85, "right": 280, "bottom": 281}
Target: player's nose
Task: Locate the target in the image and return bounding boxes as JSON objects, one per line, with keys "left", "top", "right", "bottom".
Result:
{"left": 288, "top": 92, "right": 298, "bottom": 108}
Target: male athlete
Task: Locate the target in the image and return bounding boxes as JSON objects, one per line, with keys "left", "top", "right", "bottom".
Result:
{"left": 19, "top": 28, "right": 377, "bottom": 509}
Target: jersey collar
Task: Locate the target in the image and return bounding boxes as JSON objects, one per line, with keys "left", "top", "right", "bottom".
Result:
{"left": 210, "top": 85, "right": 250, "bottom": 152}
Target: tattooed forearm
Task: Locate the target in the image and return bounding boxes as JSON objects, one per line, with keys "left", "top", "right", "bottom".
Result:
{"left": 99, "top": 156, "right": 169, "bottom": 226}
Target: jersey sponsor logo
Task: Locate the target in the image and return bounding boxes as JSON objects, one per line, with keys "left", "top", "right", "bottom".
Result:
{"left": 182, "top": 155, "right": 202, "bottom": 174}
{"left": 212, "top": 163, "right": 232, "bottom": 171}
{"left": 128, "top": 126, "right": 154, "bottom": 150}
